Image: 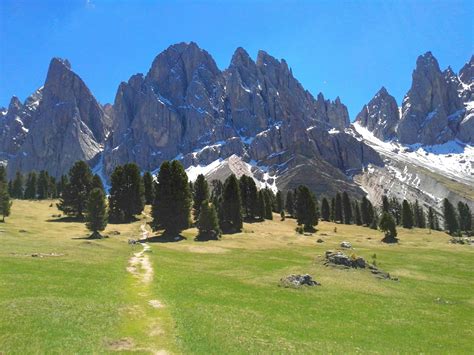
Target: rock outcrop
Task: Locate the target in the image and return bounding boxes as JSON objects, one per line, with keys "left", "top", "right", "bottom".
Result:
{"left": 6, "top": 58, "right": 110, "bottom": 178}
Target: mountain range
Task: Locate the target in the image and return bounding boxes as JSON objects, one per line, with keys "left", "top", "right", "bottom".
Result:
{"left": 1, "top": 42, "right": 472, "bottom": 214}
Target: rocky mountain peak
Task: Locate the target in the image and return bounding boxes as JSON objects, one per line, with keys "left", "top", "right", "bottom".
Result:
{"left": 459, "top": 55, "right": 474, "bottom": 86}
{"left": 355, "top": 87, "right": 399, "bottom": 141}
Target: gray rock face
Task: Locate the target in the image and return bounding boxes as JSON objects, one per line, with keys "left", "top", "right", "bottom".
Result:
{"left": 7, "top": 58, "right": 110, "bottom": 178}
{"left": 359, "top": 52, "right": 473, "bottom": 145}
{"left": 0, "top": 89, "right": 42, "bottom": 159}
{"left": 105, "top": 42, "right": 368, "bottom": 185}
{"left": 354, "top": 87, "right": 399, "bottom": 140}
{"left": 2, "top": 43, "right": 381, "bottom": 196}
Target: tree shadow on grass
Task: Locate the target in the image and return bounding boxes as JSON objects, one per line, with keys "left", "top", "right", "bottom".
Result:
{"left": 47, "top": 216, "right": 84, "bottom": 223}
{"left": 146, "top": 233, "right": 187, "bottom": 243}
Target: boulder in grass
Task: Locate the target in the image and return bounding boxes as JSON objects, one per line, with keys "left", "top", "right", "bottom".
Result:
{"left": 340, "top": 241, "right": 352, "bottom": 249}
{"left": 280, "top": 274, "right": 321, "bottom": 288}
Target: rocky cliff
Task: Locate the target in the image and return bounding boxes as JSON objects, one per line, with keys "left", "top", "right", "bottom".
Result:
{"left": 357, "top": 52, "right": 473, "bottom": 145}
{"left": 6, "top": 58, "right": 111, "bottom": 178}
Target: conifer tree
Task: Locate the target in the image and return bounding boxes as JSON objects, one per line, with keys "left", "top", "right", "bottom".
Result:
{"left": 330, "top": 197, "right": 336, "bottom": 222}
{"left": 263, "top": 188, "right": 273, "bottom": 220}
{"left": 210, "top": 179, "right": 224, "bottom": 224}
{"left": 49, "top": 176, "right": 58, "bottom": 198}
{"left": 275, "top": 190, "right": 284, "bottom": 213}
{"left": 0, "top": 180, "right": 11, "bottom": 221}
{"left": 382, "top": 195, "right": 390, "bottom": 213}
{"left": 8, "top": 180, "right": 12, "bottom": 196}
{"left": 108, "top": 163, "right": 145, "bottom": 222}
{"left": 335, "top": 192, "right": 343, "bottom": 223}
{"left": 57, "top": 161, "right": 93, "bottom": 218}
{"left": 458, "top": 202, "right": 472, "bottom": 233}
{"left": 256, "top": 190, "right": 266, "bottom": 221}
{"left": 11, "top": 172, "right": 24, "bottom": 199}
{"left": 24, "top": 171, "right": 37, "bottom": 199}
{"left": 92, "top": 174, "right": 105, "bottom": 193}
{"left": 151, "top": 160, "right": 191, "bottom": 235}
{"left": 379, "top": 212, "right": 398, "bottom": 243}
{"left": 443, "top": 198, "right": 458, "bottom": 235}
{"left": 428, "top": 207, "right": 437, "bottom": 230}
{"left": 0, "top": 166, "right": 6, "bottom": 184}
{"left": 360, "top": 196, "right": 372, "bottom": 226}
{"left": 37, "top": 170, "right": 50, "bottom": 199}
{"left": 389, "top": 197, "right": 402, "bottom": 225}
{"left": 321, "top": 197, "right": 330, "bottom": 221}
{"left": 354, "top": 201, "right": 362, "bottom": 225}
{"left": 295, "top": 185, "right": 318, "bottom": 232}
{"left": 342, "top": 191, "right": 352, "bottom": 224}
{"left": 221, "top": 174, "right": 242, "bottom": 232}
{"left": 239, "top": 176, "right": 257, "bottom": 219}
{"left": 401, "top": 199, "right": 414, "bottom": 229}
{"left": 197, "top": 200, "right": 221, "bottom": 240}
{"left": 143, "top": 171, "right": 154, "bottom": 205}
{"left": 86, "top": 188, "right": 108, "bottom": 238}
{"left": 285, "top": 190, "right": 295, "bottom": 217}
{"left": 56, "top": 175, "right": 68, "bottom": 198}
{"left": 193, "top": 174, "right": 209, "bottom": 220}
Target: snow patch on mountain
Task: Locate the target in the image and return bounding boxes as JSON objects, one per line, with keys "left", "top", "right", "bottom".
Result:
{"left": 352, "top": 122, "right": 473, "bottom": 184}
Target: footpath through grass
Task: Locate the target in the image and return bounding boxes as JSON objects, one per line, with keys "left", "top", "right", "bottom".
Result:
{"left": 0, "top": 200, "right": 177, "bottom": 353}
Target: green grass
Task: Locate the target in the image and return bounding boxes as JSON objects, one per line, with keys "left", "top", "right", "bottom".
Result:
{"left": 0, "top": 200, "right": 176, "bottom": 353}
{"left": 0, "top": 200, "right": 473, "bottom": 353}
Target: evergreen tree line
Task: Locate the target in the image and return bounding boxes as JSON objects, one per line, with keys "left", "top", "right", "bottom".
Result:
{"left": 7, "top": 170, "right": 70, "bottom": 200}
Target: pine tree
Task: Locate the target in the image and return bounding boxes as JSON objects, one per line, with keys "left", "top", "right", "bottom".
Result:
{"left": 354, "top": 201, "right": 362, "bottom": 225}
{"left": 49, "top": 176, "right": 57, "bottom": 198}
{"left": 382, "top": 195, "right": 390, "bottom": 213}
{"left": 239, "top": 176, "right": 257, "bottom": 219}
{"left": 57, "top": 161, "right": 93, "bottom": 218}
{"left": 0, "top": 166, "right": 6, "bottom": 184}
{"left": 330, "top": 197, "right": 335, "bottom": 222}
{"left": 0, "top": 181, "right": 11, "bottom": 221}
{"left": 24, "top": 171, "right": 37, "bottom": 199}
{"left": 285, "top": 190, "right": 294, "bottom": 217}
{"left": 11, "top": 172, "right": 24, "bottom": 199}
{"left": 37, "top": 171, "right": 50, "bottom": 199}
{"left": 197, "top": 200, "right": 221, "bottom": 240}
{"left": 263, "top": 188, "right": 273, "bottom": 220}
{"left": 389, "top": 197, "right": 402, "bottom": 225}
{"left": 321, "top": 197, "right": 330, "bottom": 221}
{"left": 295, "top": 185, "right": 318, "bottom": 232}
{"left": 151, "top": 160, "right": 191, "bottom": 235}
{"left": 108, "top": 163, "right": 145, "bottom": 222}
{"left": 221, "top": 174, "right": 242, "bottom": 232}
{"left": 428, "top": 207, "right": 437, "bottom": 230}
{"left": 443, "top": 198, "right": 458, "bottom": 235}
{"left": 193, "top": 174, "right": 209, "bottom": 220}
{"left": 401, "top": 199, "right": 414, "bottom": 229}
{"left": 86, "top": 188, "right": 108, "bottom": 238}
{"left": 379, "top": 212, "right": 398, "bottom": 243}
{"left": 458, "top": 202, "right": 472, "bottom": 233}
{"left": 143, "top": 171, "right": 154, "bottom": 205}
{"left": 335, "top": 193, "right": 343, "bottom": 223}
{"left": 275, "top": 190, "right": 284, "bottom": 213}
{"left": 360, "top": 196, "right": 372, "bottom": 226}
{"left": 57, "top": 175, "right": 68, "bottom": 198}
{"left": 342, "top": 191, "right": 352, "bottom": 224}
{"left": 256, "top": 190, "right": 266, "bottom": 221}
{"left": 92, "top": 174, "right": 105, "bottom": 193}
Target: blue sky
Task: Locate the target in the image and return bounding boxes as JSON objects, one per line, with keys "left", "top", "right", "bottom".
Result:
{"left": 0, "top": 0, "right": 472, "bottom": 118}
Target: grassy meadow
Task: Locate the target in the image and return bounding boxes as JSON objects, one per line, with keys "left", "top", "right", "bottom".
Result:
{"left": 0, "top": 200, "right": 473, "bottom": 353}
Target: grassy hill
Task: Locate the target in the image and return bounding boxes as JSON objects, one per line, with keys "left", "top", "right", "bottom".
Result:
{"left": 0, "top": 200, "right": 473, "bottom": 353}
